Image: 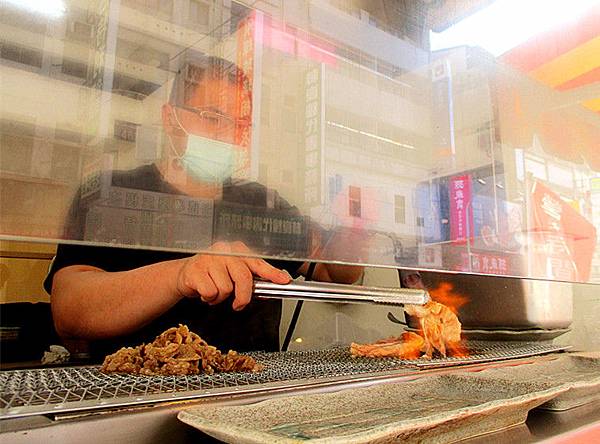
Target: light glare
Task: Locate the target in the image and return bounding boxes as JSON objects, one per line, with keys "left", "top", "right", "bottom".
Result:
{"left": 4, "top": 0, "right": 66, "bottom": 18}
{"left": 430, "top": 0, "right": 599, "bottom": 56}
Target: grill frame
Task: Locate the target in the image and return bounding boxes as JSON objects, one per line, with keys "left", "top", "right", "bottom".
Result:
{"left": 1, "top": 341, "right": 570, "bottom": 419}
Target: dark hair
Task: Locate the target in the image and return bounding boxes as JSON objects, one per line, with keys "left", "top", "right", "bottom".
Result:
{"left": 168, "top": 54, "right": 248, "bottom": 108}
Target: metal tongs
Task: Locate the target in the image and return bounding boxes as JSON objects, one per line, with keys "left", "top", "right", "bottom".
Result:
{"left": 253, "top": 279, "right": 430, "bottom": 306}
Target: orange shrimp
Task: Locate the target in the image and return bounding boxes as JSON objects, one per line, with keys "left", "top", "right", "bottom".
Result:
{"left": 404, "top": 300, "right": 462, "bottom": 358}
{"left": 350, "top": 332, "right": 425, "bottom": 359}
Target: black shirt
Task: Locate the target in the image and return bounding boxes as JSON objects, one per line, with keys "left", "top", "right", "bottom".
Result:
{"left": 44, "top": 164, "right": 304, "bottom": 361}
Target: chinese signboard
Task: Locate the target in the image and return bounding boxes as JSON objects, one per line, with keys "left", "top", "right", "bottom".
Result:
{"left": 449, "top": 174, "right": 473, "bottom": 244}
{"left": 213, "top": 202, "right": 309, "bottom": 257}
{"left": 431, "top": 58, "right": 455, "bottom": 168}
{"left": 234, "top": 10, "right": 261, "bottom": 180}
{"left": 460, "top": 251, "right": 510, "bottom": 275}
{"left": 84, "top": 187, "right": 213, "bottom": 250}
{"left": 302, "top": 63, "right": 324, "bottom": 207}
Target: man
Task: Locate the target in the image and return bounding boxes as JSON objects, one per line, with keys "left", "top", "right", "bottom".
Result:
{"left": 45, "top": 56, "right": 363, "bottom": 361}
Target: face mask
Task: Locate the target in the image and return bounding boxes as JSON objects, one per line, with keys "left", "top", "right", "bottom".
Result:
{"left": 168, "top": 106, "right": 235, "bottom": 183}
{"left": 180, "top": 133, "right": 235, "bottom": 183}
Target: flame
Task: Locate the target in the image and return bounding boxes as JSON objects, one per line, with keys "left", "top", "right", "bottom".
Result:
{"left": 428, "top": 282, "right": 469, "bottom": 315}
{"left": 447, "top": 341, "right": 470, "bottom": 358}
{"left": 409, "top": 282, "right": 470, "bottom": 359}
{"left": 400, "top": 331, "right": 425, "bottom": 360}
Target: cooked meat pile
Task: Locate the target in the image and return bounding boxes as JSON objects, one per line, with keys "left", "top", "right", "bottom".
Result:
{"left": 100, "top": 324, "right": 262, "bottom": 376}
{"left": 351, "top": 300, "right": 462, "bottom": 360}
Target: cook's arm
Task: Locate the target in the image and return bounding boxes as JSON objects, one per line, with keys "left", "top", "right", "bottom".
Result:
{"left": 51, "top": 260, "right": 184, "bottom": 340}
{"left": 51, "top": 242, "right": 290, "bottom": 340}
{"left": 297, "top": 225, "right": 366, "bottom": 284}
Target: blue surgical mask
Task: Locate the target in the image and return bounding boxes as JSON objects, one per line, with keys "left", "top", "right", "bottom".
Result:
{"left": 168, "top": 106, "right": 236, "bottom": 183}
{"left": 180, "top": 134, "right": 235, "bottom": 183}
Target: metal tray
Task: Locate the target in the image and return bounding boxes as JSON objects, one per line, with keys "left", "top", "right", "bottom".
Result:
{"left": 402, "top": 271, "right": 573, "bottom": 330}
{"left": 404, "top": 326, "right": 571, "bottom": 342}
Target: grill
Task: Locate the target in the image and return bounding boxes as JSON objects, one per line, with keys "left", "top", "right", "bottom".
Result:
{"left": 1, "top": 341, "right": 569, "bottom": 419}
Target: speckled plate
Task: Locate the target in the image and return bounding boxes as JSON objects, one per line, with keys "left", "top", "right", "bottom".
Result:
{"left": 178, "top": 374, "right": 563, "bottom": 443}
{"left": 455, "top": 352, "right": 600, "bottom": 411}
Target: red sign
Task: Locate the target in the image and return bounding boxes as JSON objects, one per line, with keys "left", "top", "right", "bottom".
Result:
{"left": 449, "top": 175, "right": 474, "bottom": 244}
{"left": 234, "top": 10, "right": 258, "bottom": 179}
{"left": 529, "top": 180, "right": 597, "bottom": 282}
{"left": 460, "top": 252, "right": 510, "bottom": 275}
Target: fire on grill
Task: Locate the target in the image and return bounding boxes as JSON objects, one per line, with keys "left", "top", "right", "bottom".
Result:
{"left": 351, "top": 282, "right": 468, "bottom": 359}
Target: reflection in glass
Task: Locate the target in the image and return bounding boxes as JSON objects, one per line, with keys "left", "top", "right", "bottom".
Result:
{"left": 0, "top": 0, "right": 598, "bottom": 283}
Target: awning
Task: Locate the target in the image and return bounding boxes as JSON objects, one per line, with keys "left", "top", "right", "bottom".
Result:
{"left": 500, "top": 4, "right": 600, "bottom": 171}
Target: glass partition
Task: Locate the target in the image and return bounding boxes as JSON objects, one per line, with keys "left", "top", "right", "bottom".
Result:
{"left": 1, "top": 0, "right": 599, "bottom": 283}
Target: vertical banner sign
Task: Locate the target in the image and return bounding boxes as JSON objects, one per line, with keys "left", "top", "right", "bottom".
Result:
{"left": 84, "top": 0, "right": 109, "bottom": 141}
{"left": 234, "top": 10, "right": 262, "bottom": 180}
{"left": 449, "top": 175, "right": 473, "bottom": 244}
{"left": 303, "top": 63, "right": 324, "bottom": 207}
{"left": 431, "top": 58, "right": 455, "bottom": 169}
{"left": 529, "top": 180, "right": 597, "bottom": 282}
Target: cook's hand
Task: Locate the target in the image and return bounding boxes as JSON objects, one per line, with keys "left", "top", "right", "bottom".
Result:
{"left": 176, "top": 241, "right": 291, "bottom": 310}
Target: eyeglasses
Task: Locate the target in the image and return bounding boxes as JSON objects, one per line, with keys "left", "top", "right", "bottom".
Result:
{"left": 177, "top": 105, "right": 250, "bottom": 132}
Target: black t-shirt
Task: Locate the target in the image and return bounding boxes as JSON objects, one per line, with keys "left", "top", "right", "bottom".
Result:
{"left": 44, "top": 164, "right": 304, "bottom": 361}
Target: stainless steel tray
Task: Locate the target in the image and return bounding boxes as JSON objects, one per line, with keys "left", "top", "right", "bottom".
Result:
{"left": 403, "top": 271, "right": 573, "bottom": 330}
{"left": 254, "top": 280, "right": 429, "bottom": 306}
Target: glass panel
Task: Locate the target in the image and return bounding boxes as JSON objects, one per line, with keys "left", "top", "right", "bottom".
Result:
{"left": 1, "top": 0, "right": 598, "bottom": 283}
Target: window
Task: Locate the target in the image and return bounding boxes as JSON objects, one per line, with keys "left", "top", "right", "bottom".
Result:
{"left": 349, "top": 186, "right": 361, "bottom": 218}
{"left": 114, "top": 120, "right": 139, "bottom": 142}
{"left": 112, "top": 74, "right": 160, "bottom": 99}
{"left": 189, "top": 0, "right": 210, "bottom": 26}
{"left": 51, "top": 144, "right": 80, "bottom": 182}
{"left": 0, "top": 42, "right": 42, "bottom": 68}
{"left": 329, "top": 174, "right": 342, "bottom": 203}
{"left": 416, "top": 216, "right": 425, "bottom": 227}
{"left": 394, "top": 195, "right": 406, "bottom": 224}
{"left": 61, "top": 59, "right": 87, "bottom": 79}
{"left": 67, "top": 21, "right": 92, "bottom": 43}
{"left": 0, "top": 121, "right": 35, "bottom": 175}
{"left": 123, "top": 0, "right": 172, "bottom": 18}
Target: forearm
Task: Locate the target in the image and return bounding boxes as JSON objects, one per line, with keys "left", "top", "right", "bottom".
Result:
{"left": 320, "top": 263, "right": 364, "bottom": 284}
{"left": 298, "top": 262, "right": 364, "bottom": 284}
{"left": 51, "top": 259, "right": 185, "bottom": 340}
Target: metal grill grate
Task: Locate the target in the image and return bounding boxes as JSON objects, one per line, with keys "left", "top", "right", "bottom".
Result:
{"left": 1, "top": 341, "right": 568, "bottom": 419}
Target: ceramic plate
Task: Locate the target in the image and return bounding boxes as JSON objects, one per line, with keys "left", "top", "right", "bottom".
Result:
{"left": 178, "top": 374, "right": 562, "bottom": 443}
{"left": 454, "top": 352, "right": 600, "bottom": 411}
